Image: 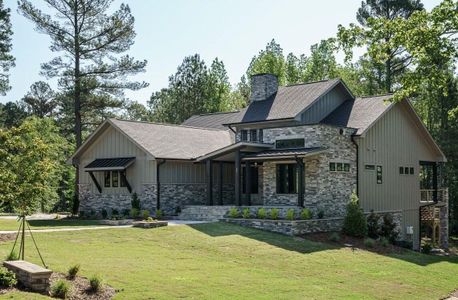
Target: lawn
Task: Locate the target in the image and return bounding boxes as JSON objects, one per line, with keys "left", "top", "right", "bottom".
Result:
{"left": 0, "top": 222, "right": 457, "bottom": 299}
{"left": 0, "top": 218, "right": 105, "bottom": 231}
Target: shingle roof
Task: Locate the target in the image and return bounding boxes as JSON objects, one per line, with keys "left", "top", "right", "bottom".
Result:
{"left": 229, "top": 79, "right": 345, "bottom": 124}
{"left": 182, "top": 111, "right": 240, "bottom": 129}
{"left": 110, "top": 119, "right": 233, "bottom": 160}
{"left": 322, "top": 94, "right": 393, "bottom": 135}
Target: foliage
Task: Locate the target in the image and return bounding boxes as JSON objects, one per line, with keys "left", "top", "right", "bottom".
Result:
{"left": 0, "top": 118, "right": 68, "bottom": 215}
{"left": 130, "top": 208, "right": 140, "bottom": 219}
{"left": 242, "top": 208, "right": 250, "bottom": 219}
{"left": 257, "top": 208, "right": 267, "bottom": 219}
{"left": 364, "top": 238, "right": 376, "bottom": 248}
{"left": 101, "top": 209, "right": 108, "bottom": 219}
{"left": 112, "top": 209, "right": 119, "bottom": 216}
{"left": 422, "top": 242, "right": 432, "bottom": 254}
{"left": 329, "top": 232, "right": 341, "bottom": 242}
{"left": 0, "top": 267, "right": 17, "bottom": 288}
{"left": 0, "top": 102, "right": 28, "bottom": 129}
{"left": 269, "top": 208, "right": 279, "bottom": 220}
{"left": 367, "top": 210, "right": 381, "bottom": 239}
{"left": 380, "top": 214, "right": 399, "bottom": 242}
{"left": 146, "top": 217, "right": 155, "bottom": 222}
{"left": 342, "top": 192, "right": 368, "bottom": 238}
{"left": 317, "top": 210, "right": 325, "bottom": 219}
{"left": 131, "top": 193, "right": 141, "bottom": 211}
{"left": 286, "top": 209, "right": 295, "bottom": 221}
{"left": 300, "top": 208, "right": 312, "bottom": 220}
{"left": 0, "top": 0, "right": 15, "bottom": 95}
{"left": 142, "top": 210, "right": 150, "bottom": 220}
{"left": 89, "top": 274, "right": 104, "bottom": 292}
{"left": 5, "top": 251, "right": 18, "bottom": 261}
{"left": 20, "top": 81, "right": 57, "bottom": 118}
{"left": 51, "top": 279, "right": 71, "bottom": 299}
{"left": 155, "top": 209, "right": 163, "bottom": 219}
{"left": 122, "top": 209, "right": 130, "bottom": 218}
{"left": 228, "top": 208, "right": 239, "bottom": 218}
{"left": 67, "top": 264, "right": 80, "bottom": 280}
{"left": 380, "top": 237, "right": 389, "bottom": 247}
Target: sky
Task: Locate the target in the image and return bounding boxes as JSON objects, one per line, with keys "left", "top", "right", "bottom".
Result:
{"left": 1, "top": 0, "right": 443, "bottom": 105}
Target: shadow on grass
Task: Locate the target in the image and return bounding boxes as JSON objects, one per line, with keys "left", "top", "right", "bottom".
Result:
{"left": 189, "top": 222, "right": 458, "bottom": 267}
{"left": 27, "top": 219, "right": 104, "bottom": 228}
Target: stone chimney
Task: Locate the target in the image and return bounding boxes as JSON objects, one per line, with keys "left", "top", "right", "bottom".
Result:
{"left": 250, "top": 73, "right": 278, "bottom": 102}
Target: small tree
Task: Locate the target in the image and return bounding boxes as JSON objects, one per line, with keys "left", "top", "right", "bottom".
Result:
{"left": 366, "top": 210, "right": 381, "bottom": 239}
{"left": 342, "top": 192, "right": 367, "bottom": 238}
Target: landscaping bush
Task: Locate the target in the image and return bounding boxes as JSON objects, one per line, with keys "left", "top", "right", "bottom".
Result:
{"left": 257, "top": 208, "right": 266, "bottom": 219}
{"left": 367, "top": 210, "right": 380, "bottom": 239}
{"left": 155, "top": 209, "right": 163, "bottom": 219}
{"left": 228, "top": 208, "right": 239, "bottom": 218}
{"left": 89, "top": 210, "right": 96, "bottom": 218}
{"left": 300, "top": 208, "right": 311, "bottom": 220}
{"left": 286, "top": 209, "right": 295, "bottom": 221}
{"left": 364, "top": 238, "right": 375, "bottom": 248}
{"left": 141, "top": 210, "right": 150, "bottom": 220}
{"left": 394, "top": 240, "right": 413, "bottom": 249}
{"left": 79, "top": 211, "right": 85, "bottom": 219}
{"left": 122, "top": 209, "right": 130, "bottom": 218}
{"left": 380, "top": 237, "right": 389, "bottom": 247}
{"left": 380, "top": 213, "right": 399, "bottom": 243}
{"left": 67, "top": 264, "right": 80, "bottom": 280}
{"left": 130, "top": 208, "right": 140, "bottom": 219}
{"left": 242, "top": 208, "right": 250, "bottom": 219}
{"left": 51, "top": 279, "right": 71, "bottom": 299}
{"left": 329, "top": 232, "right": 340, "bottom": 242}
{"left": 422, "top": 242, "right": 432, "bottom": 254}
{"left": 112, "top": 209, "right": 119, "bottom": 216}
{"left": 101, "top": 209, "right": 108, "bottom": 219}
{"left": 270, "top": 208, "right": 279, "bottom": 220}
{"left": 5, "top": 251, "right": 18, "bottom": 261}
{"left": 131, "top": 192, "right": 141, "bottom": 210}
{"left": 146, "top": 217, "right": 155, "bottom": 222}
{"left": 0, "top": 267, "right": 17, "bottom": 287}
{"left": 342, "top": 192, "right": 367, "bottom": 238}
{"left": 317, "top": 210, "right": 324, "bottom": 219}
{"left": 89, "top": 274, "right": 103, "bottom": 293}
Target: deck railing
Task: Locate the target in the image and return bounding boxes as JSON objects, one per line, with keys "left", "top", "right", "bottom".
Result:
{"left": 420, "top": 188, "right": 448, "bottom": 203}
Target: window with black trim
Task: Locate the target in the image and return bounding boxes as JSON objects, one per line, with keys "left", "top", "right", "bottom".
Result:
{"left": 104, "top": 171, "right": 111, "bottom": 187}
{"left": 275, "top": 138, "right": 305, "bottom": 149}
{"left": 112, "top": 171, "right": 119, "bottom": 187}
{"left": 330, "top": 162, "right": 350, "bottom": 173}
{"left": 120, "top": 171, "right": 127, "bottom": 187}
{"left": 250, "top": 129, "right": 257, "bottom": 142}
{"left": 276, "top": 164, "right": 297, "bottom": 194}
{"left": 240, "top": 130, "right": 248, "bottom": 141}
{"left": 410, "top": 167, "right": 414, "bottom": 175}
{"left": 365, "top": 165, "right": 375, "bottom": 171}
{"left": 376, "top": 166, "right": 383, "bottom": 184}
{"left": 258, "top": 129, "right": 263, "bottom": 143}
{"left": 399, "top": 166, "right": 415, "bottom": 176}
{"left": 242, "top": 166, "right": 259, "bottom": 194}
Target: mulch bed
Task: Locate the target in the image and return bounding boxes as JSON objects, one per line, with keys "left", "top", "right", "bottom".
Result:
{"left": 0, "top": 272, "right": 116, "bottom": 299}
{"left": 303, "top": 232, "right": 407, "bottom": 255}
{"left": 0, "top": 234, "right": 16, "bottom": 243}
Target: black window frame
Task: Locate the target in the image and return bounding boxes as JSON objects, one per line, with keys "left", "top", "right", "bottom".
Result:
{"left": 240, "top": 130, "right": 248, "bottom": 142}
{"left": 275, "top": 138, "right": 305, "bottom": 149}
{"left": 258, "top": 129, "right": 263, "bottom": 143}
{"left": 329, "top": 162, "right": 336, "bottom": 172}
{"left": 249, "top": 129, "right": 257, "bottom": 142}
{"left": 365, "top": 164, "right": 375, "bottom": 171}
{"left": 343, "top": 163, "right": 350, "bottom": 172}
{"left": 112, "top": 171, "right": 119, "bottom": 187}
{"left": 242, "top": 165, "right": 259, "bottom": 194}
{"left": 410, "top": 167, "right": 414, "bottom": 175}
{"left": 399, "top": 167, "right": 404, "bottom": 175}
{"left": 376, "top": 165, "right": 383, "bottom": 184}
{"left": 120, "top": 170, "right": 127, "bottom": 187}
{"left": 104, "top": 171, "right": 111, "bottom": 188}
{"left": 276, "top": 164, "right": 297, "bottom": 194}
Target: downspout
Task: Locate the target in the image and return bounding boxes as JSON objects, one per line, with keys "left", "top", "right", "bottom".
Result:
{"left": 351, "top": 134, "right": 359, "bottom": 196}
{"left": 156, "top": 159, "right": 166, "bottom": 210}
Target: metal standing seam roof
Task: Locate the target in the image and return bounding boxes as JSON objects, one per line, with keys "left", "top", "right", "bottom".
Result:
{"left": 242, "top": 147, "right": 325, "bottom": 160}
{"left": 85, "top": 157, "right": 136, "bottom": 171}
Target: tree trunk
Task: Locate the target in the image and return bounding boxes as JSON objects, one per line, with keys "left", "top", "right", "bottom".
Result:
{"left": 73, "top": 2, "right": 81, "bottom": 215}
{"left": 385, "top": 57, "right": 392, "bottom": 93}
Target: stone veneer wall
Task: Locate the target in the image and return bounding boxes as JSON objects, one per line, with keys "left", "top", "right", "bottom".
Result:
{"left": 439, "top": 204, "right": 449, "bottom": 249}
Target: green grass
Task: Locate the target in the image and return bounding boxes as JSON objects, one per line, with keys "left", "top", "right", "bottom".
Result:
{"left": 0, "top": 218, "right": 105, "bottom": 231}
{"left": 0, "top": 223, "right": 457, "bottom": 299}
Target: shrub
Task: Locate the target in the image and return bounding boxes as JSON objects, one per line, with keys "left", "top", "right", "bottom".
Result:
{"left": 155, "top": 209, "right": 163, "bottom": 219}
{"left": 51, "top": 279, "right": 71, "bottom": 299}
{"left": 112, "top": 209, "right": 119, "bottom": 216}
{"left": 364, "top": 238, "right": 375, "bottom": 248}
{"left": 67, "top": 264, "right": 80, "bottom": 280}
{"left": 79, "top": 211, "right": 85, "bottom": 219}
{"left": 141, "top": 210, "right": 150, "bottom": 220}
{"left": 0, "top": 267, "right": 17, "bottom": 287}
{"left": 146, "top": 217, "right": 155, "bottom": 222}
{"left": 122, "top": 209, "right": 130, "bottom": 217}
{"left": 101, "top": 209, "right": 108, "bottom": 219}
{"left": 380, "top": 237, "right": 389, "bottom": 247}
{"left": 228, "top": 208, "right": 239, "bottom": 218}
{"left": 5, "top": 251, "right": 18, "bottom": 261}
{"left": 342, "top": 192, "right": 367, "bottom": 238}
{"left": 300, "top": 208, "right": 311, "bottom": 220}
{"left": 286, "top": 209, "right": 295, "bottom": 221}
{"left": 131, "top": 192, "right": 141, "bottom": 210}
{"left": 270, "top": 208, "right": 279, "bottom": 220}
{"left": 367, "top": 210, "right": 380, "bottom": 239}
{"left": 242, "top": 208, "right": 250, "bottom": 219}
{"left": 89, "top": 274, "right": 103, "bottom": 292}
{"left": 394, "top": 240, "right": 413, "bottom": 249}
{"left": 329, "top": 232, "right": 340, "bottom": 242}
{"left": 380, "top": 214, "right": 399, "bottom": 243}
{"left": 422, "top": 242, "right": 432, "bottom": 254}
{"left": 89, "top": 210, "right": 96, "bottom": 218}
{"left": 257, "top": 208, "right": 266, "bottom": 219}
{"left": 317, "top": 210, "right": 325, "bottom": 219}
{"left": 130, "top": 208, "right": 140, "bottom": 219}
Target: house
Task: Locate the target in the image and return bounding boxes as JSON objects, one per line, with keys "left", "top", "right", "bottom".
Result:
{"left": 68, "top": 73, "right": 448, "bottom": 250}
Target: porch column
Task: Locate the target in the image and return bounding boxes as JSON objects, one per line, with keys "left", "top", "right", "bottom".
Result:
{"left": 245, "top": 161, "right": 252, "bottom": 206}
{"left": 218, "top": 161, "right": 224, "bottom": 205}
{"left": 206, "top": 160, "right": 213, "bottom": 206}
{"left": 296, "top": 158, "right": 305, "bottom": 207}
{"left": 433, "top": 162, "right": 438, "bottom": 202}
{"left": 235, "top": 149, "right": 241, "bottom": 206}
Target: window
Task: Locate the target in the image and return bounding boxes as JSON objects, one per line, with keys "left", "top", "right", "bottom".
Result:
{"left": 276, "top": 164, "right": 297, "bottom": 194}
{"left": 250, "top": 129, "right": 257, "bottom": 142}
{"left": 120, "top": 171, "right": 127, "bottom": 187}
{"left": 376, "top": 166, "right": 383, "bottom": 184}
{"left": 399, "top": 166, "right": 415, "bottom": 176}
{"left": 242, "top": 166, "right": 259, "bottom": 194}
{"left": 404, "top": 167, "right": 409, "bottom": 175}
{"left": 399, "top": 167, "right": 404, "bottom": 174}
{"left": 330, "top": 162, "right": 336, "bottom": 172}
{"left": 104, "top": 171, "right": 111, "bottom": 188}
{"left": 275, "top": 138, "right": 305, "bottom": 149}
{"left": 410, "top": 167, "right": 414, "bottom": 175}
{"left": 344, "top": 163, "right": 350, "bottom": 172}
{"left": 365, "top": 164, "right": 375, "bottom": 171}
{"left": 112, "top": 171, "right": 119, "bottom": 187}
{"left": 330, "top": 162, "right": 350, "bottom": 173}
{"left": 240, "top": 130, "right": 248, "bottom": 141}
{"left": 258, "top": 129, "right": 263, "bottom": 143}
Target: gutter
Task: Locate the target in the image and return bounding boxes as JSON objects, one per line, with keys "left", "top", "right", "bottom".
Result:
{"left": 156, "top": 159, "right": 166, "bottom": 210}
{"left": 351, "top": 134, "right": 359, "bottom": 196}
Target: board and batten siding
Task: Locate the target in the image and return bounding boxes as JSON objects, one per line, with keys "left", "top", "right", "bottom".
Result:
{"left": 300, "top": 85, "right": 349, "bottom": 124}
{"left": 160, "top": 161, "right": 234, "bottom": 185}
{"left": 79, "top": 125, "right": 156, "bottom": 194}
{"left": 356, "top": 102, "right": 442, "bottom": 248}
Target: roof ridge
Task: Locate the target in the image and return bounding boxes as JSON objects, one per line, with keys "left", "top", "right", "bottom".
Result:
{"left": 111, "top": 118, "right": 230, "bottom": 132}
{"left": 194, "top": 111, "right": 240, "bottom": 117}
{"left": 283, "top": 78, "right": 339, "bottom": 88}
{"left": 357, "top": 93, "right": 394, "bottom": 99}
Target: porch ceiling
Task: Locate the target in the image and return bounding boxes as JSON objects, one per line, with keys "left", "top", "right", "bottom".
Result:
{"left": 242, "top": 147, "right": 326, "bottom": 161}
{"left": 195, "top": 142, "right": 273, "bottom": 162}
